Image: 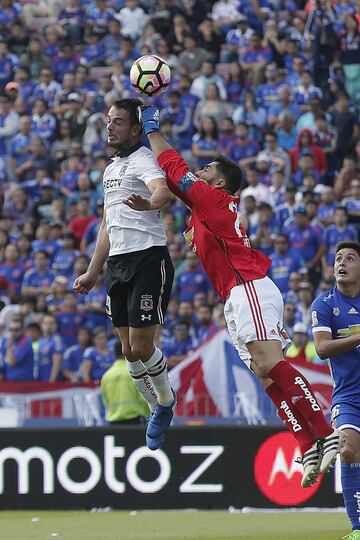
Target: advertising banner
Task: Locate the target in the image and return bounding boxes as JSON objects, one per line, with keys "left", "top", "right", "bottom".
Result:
{"left": 0, "top": 427, "right": 343, "bottom": 510}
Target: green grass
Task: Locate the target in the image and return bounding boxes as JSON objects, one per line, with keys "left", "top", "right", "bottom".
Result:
{"left": 0, "top": 510, "right": 349, "bottom": 540}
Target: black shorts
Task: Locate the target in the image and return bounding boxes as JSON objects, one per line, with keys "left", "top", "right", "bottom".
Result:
{"left": 105, "top": 246, "right": 174, "bottom": 328}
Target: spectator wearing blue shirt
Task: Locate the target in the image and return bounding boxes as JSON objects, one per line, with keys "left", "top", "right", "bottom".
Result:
{"left": 8, "top": 115, "right": 31, "bottom": 177}
{"left": 192, "top": 115, "right": 219, "bottom": 169}
{"left": 223, "top": 15, "right": 254, "bottom": 62}
{"left": 62, "top": 327, "right": 92, "bottom": 383}
{"left": 283, "top": 301, "right": 297, "bottom": 339}
{"left": 0, "top": 40, "right": 19, "bottom": 89}
{"left": 13, "top": 66, "right": 34, "bottom": 106}
{"left": 285, "top": 204, "right": 326, "bottom": 285}
{"left": 224, "top": 62, "right": 245, "bottom": 106}
{"left": 269, "top": 234, "right": 306, "bottom": 294}
{"left": 163, "top": 320, "right": 194, "bottom": 370}
{"left": 0, "top": 244, "right": 24, "bottom": 302}
{"left": 195, "top": 304, "right": 218, "bottom": 345}
{"left": 21, "top": 250, "right": 55, "bottom": 298}
{"left": 31, "top": 99, "right": 56, "bottom": 143}
{"left": 52, "top": 232, "right": 79, "bottom": 278}
{"left": 317, "top": 186, "right": 338, "bottom": 226}
{"left": 0, "top": 93, "right": 19, "bottom": 158}
{"left": 190, "top": 60, "right": 227, "bottom": 101}
{"left": 53, "top": 44, "right": 80, "bottom": 82}
{"left": 0, "top": 316, "right": 34, "bottom": 381}
{"left": 250, "top": 203, "right": 278, "bottom": 257}
{"left": 226, "top": 122, "right": 259, "bottom": 164}
{"left": 56, "top": 291, "right": 87, "bottom": 347}
{"left": 37, "top": 313, "right": 64, "bottom": 381}
{"left": 240, "top": 34, "right": 272, "bottom": 87}
{"left": 82, "top": 273, "right": 108, "bottom": 331}
{"left": 255, "top": 63, "right": 280, "bottom": 113}
{"left": 293, "top": 70, "right": 323, "bottom": 112}
{"left": 176, "top": 250, "right": 213, "bottom": 304}
{"left": 81, "top": 327, "right": 115, "bottom": 382}
{"left": 292, "top": 151, "right": 320, "bottom": 188}
{"left": 324, "top": 207, "right": 357, "bottom": 267}
{"left": 342, "top": 179, "right": 360, "bottom": 236}
{"left": 58, "top": 0, "right": 86, "bottom": 47}
{"left": 161, "top": 91, "right": 194, "bottom": 153}
{"left": 32, "top": 222, "right": 59, "bottom": 263}
{"left": 33, "top": 68, "right": 62, "bottom": 108}
{"left": 268, "top": 85, "right": 301, "bottom": 128}
{"left": 81, "top": 30, "right": 106, "bottom": 67}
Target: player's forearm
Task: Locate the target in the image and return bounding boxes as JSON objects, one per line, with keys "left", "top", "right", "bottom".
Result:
{"left": 148, "top": 185, "right": 171, "bottom": 210}
{"left": 87, "top": 216, "right": 109, "bottom": 277}
{"left": 147, "top": 131, "right": 173, "bottom": 159}
{"left": 315, "top": 334, "right": 360, "bottom": 359}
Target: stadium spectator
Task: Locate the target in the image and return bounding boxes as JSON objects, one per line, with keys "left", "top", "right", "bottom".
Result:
{"left": 191, "top": 60, "right": 227, "bottom": 101}
{"left": 324, "top": 206, "right": 357, "bottom": 268}
{"left": 62, "top": 327, "right": 92, "bottom": 383}
{"left": 0, "top": 92, "right": 19, "bottom": 158}
{"left": 0, "top": 315, "right": 34, "bottom": 381}
{"left": 249, "top": 202, "right": 277, "bottom": 256}
{"left": 285, "top": 322, "right": 321, "bottom": 364}
{"left": 195, "top": 303, "right": 218, "bottom": 344}
{"left": 176, "top": 250, "right": 213, "bottom": 304}
{"left": 232, "top": 90, "right": 266, "bottom": 143}
{"left": 192, "top": 115, "right": 219, "bottom": 169}
{"left": 37, "top": 313, "right": 64, "bottom": 381}
{"left": 283, "top": 302, "right": 297, "bottom": 338}
{"left": 0, "top": 244, "right": 25, "bottom": 302}
{"left": 193, "top": 83, "right": 229, "bottom": 131}
{"left": 56, "top": 290, "right": 86, "bottom": 347}
{"left": 334, "top": 154, "right": 360, "bottom": 199}
{"left": 81, "top": 327, "right": 115, "bottom": 382}
{"left": 178, "top": 34, "right": 210, "bottom": 79}
{"left": 21, "top": 250, "right": 54, "bottom": 297}
{"left": 163, "top": 319, "right": 194, "bottom": 369}
{"left": 269, "top": 234, "right": 306, "bottom": 294}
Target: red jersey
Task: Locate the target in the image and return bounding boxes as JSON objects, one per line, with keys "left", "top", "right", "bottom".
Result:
{"left": 158, "top": 149, "right": 271, "bottom": 302}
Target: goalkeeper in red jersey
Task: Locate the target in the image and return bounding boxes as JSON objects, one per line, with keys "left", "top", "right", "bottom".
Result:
{"left": 122, "top": 105, "right": 345, "bottom": 488}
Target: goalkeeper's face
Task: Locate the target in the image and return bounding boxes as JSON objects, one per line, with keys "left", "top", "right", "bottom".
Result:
{"left": 196, "top": 162, "right": 225, "bottom": 190}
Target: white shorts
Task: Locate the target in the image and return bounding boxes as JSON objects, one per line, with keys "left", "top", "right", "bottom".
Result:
{"left": 224, "top": 276, "right": 292, "bottom": 368}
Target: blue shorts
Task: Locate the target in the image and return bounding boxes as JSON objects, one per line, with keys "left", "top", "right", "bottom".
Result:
{"left": 331, "top": 402, "right": 360, "bottom": 433}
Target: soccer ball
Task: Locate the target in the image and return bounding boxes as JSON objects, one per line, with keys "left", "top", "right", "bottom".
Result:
{"left": 129, "top": 55, "right": 171, "bottom": 97}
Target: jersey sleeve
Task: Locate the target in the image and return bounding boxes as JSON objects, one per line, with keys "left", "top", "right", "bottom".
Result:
{"left": 311, "top": 296, "right": 332, "bottom": 335}
{"left": 135, "top": 149, "right": 165, "bottom": 186}
{"left": 83, "top": 346, "right": 94, "bottom": 362}
{"left": 157, "top": 149, "right": 233, "bottom": 215}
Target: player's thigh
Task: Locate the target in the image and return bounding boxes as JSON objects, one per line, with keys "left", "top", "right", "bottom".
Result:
{"left": 224, "top": 277, "right": 290, "bottom": 373}
{"left": 127, "top": 246, "right": 174, "bottom": 328}
{"left": 107, "top": 283, "right": 130, "bottom": 328}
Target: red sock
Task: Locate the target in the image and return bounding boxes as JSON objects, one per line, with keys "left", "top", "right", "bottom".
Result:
{"left": 268, "top": 361, "right": 333, "bottom": 439}
{"left": 266, "top": 382, "right": 316, "bottom": 454}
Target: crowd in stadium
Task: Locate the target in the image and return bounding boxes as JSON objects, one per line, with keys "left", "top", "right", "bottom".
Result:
{"left": 0, "top": 0, "right": 359, "bottom": 382}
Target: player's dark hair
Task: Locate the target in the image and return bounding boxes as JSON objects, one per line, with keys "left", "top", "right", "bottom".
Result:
{"left": 335, "top": 205, "right": 348, "bottom": 216}
{"left": 213, "top": 155, "right": 245, "bottom": 195}
{"left": 335, "top": 241, "right": 360, "bottom": 257}
{"left": 112, "top": 98, "right": 144, "bottom": 126}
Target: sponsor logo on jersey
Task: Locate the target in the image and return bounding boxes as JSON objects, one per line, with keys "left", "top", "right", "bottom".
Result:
{"left": 140, "top": 294, "right": 153, "bottom": 312}
{"left": 337, "top": 324, "right": 360, "bottom": 337}
{"left": 348, "top": 307, "right": 358, "bottom": 314}
{"left": 254, "top": 432, "right": 322, "bottom": 505}
{"left": 333, "top": 307, "right": 340, "bottom": 316}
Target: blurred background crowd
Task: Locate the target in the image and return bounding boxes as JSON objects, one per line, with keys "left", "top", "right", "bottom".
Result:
{"left": 0, "top": 0, "right": 359, "bottom": 383}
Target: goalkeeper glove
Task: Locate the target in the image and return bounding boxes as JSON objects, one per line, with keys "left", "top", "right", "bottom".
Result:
{"left": 137, "top": 105, "right": 160, "bottom": 135}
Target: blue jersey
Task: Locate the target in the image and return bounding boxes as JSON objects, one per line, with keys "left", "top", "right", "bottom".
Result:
{"left": 324, "top": 225, "right": 357, "bottom": 266}
{"left": 269, "top": 250, "right": 306, "bottom": 293}
{"left": 0, "top": 335, "right": 34, "bottom": 381}
{"left": 83, "top": 346, "right": 114, "bottom": 380}
{"left": 0, "top": 263, "right": 24, "bottom": 295}
{"left": 176, "top": 269, "right": 212, "bottom": 303}
{"left": 37, "top": 335, "right": 64, "bottom": 381}
{"left": 52, "top": 248, "right": 79, "bottom": 277}
{"left": 56, "top": 310, "right": 87, "bottom": 347}
{"left": 83, "top": 286, "right": 108, "bottom": 330}
{"left": 22, "top": 268, "right": 55, "bottom": 291}
{"left": 311, "top": 287, "right": 360, "bottom": 407}
{"left": 62, "top": 344, "right": 85, "bottom": 374}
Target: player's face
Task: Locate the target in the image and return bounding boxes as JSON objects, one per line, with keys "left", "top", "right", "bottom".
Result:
{"left": 334, "top": 248, "right": 360, "bottom": 285}
{"left": 106, "top": 106, "right": 139, "bottom": 149}
{"left": 195, "top": 163, "right": 224, "bottom": 189}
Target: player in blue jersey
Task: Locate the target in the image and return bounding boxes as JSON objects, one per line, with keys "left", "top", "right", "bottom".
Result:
{"left": 312, "top": 241, "right": 360, "bottom": 540}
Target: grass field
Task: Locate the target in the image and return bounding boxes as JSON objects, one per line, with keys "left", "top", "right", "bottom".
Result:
{"left": 0, "top": 510, "right": 349, "bottom": 540}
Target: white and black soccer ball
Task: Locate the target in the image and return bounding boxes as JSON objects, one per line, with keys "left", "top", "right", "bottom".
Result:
{"left": 129, "top": 55, "right": 171, "bottom": 97}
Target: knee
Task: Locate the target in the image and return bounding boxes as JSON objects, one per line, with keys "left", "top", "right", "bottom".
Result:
{"left": 251, "top": 359, "right": 270, "bottom": 380}
{"left": 340, "top": 444, "right": 357, "bottom": 465}
{"left": 119, "top": 340, "right": 132, "bottom": 360}
{"left": 130, "top": 341, "right": 153, "bottom": 361}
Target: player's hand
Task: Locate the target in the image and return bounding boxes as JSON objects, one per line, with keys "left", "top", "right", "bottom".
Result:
{"left": 73, "top": 272, "right": 97, "bottom": 295}
{"left": 137, "top": 105, "right": 160, "bottom": 135}
{"left": 122, "top": 193, "right": 152, "bottom": 211}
